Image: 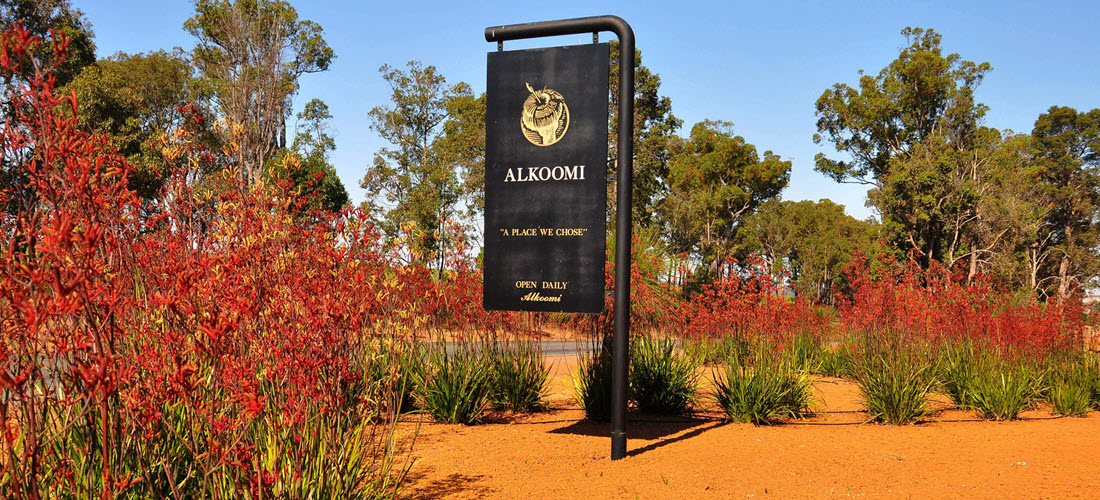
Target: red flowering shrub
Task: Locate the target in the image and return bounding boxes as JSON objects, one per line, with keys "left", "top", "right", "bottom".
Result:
{"left": 680, "top": 256, "right": 829, "bottom": 345}
{"left": 0, "top": 26, "right": 411, "bottom": 498}
{"left": 0, "top": 24, "right": 146, "bottom": 497}
{"left": 553, "top": 232, "right": 689, "bottom": 344}
{"left": 836, "top": 253, "right": 1085, "bottom": 357}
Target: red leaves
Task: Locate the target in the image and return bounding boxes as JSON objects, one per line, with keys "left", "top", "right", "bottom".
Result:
{"left": 836, "top": 253, "right": 1086, "bottom": 357}
{"left": 681, "top": 256, "right": 828, "bottom": 344}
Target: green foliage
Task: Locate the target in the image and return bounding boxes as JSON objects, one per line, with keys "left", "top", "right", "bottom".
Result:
{"left": 817, "top": 345, "right": 854, "bottom": 378}
{"left": 66, "top": 49, "right": 214, "bottom": 199}
{"left": 0, "top": 0, "right": 96, "bottom": 88}
{"left": 242, "top": 412, "right": 407, "bottom": 499}
{"left": 418, "top": 346, "right": 492, "bottom": 424}
{"left": 813, "top": 27, "right": 1001, "bottom": 269}
{"left": 629, "top": 336, "right": 699, "bottom": 414}
{"left": 814, "top": 27, "right": 990, "bottom": 187}
{"left": 1088, "top": 355, "right": 1100, "bottom": 410}
{"left": 361, "top": 61, "right": 476, "bottom": 269}
{"left": 186, "top": 0, "right": 335, "bottom": 184}
{"left": 782, "top": 334, "right": 824, "bottom": 374}
{"left": 737, "top": 199, "right": 879, "bottom": 304}
{"left": 853, "top": 339, "right": 936, "bottom": 424}
{"left": 935, "top": 342, "right": 984, "bottom": 410}
{"left": 810, "top": 26, "right": 1100, "bottom": 293}
{"left": 571, "top": 345, "right": 615, "bottom": 422}
{"left": 608, "top": 41, "right": 683, "bottom": 226}
{"left": 27, "top": 374, "right": 407, "bottom": 499}
{"left": 367, "top": 342, "right": 424, "bottom": 416}
{"left": 711, "top": 351, "right": 814, "bottom": 425}
{"left": 268, "top": 98, "right": 349, "bottom": 212}
{"left": 815, "top": 335, "right": 855, "bottom": 378}
{"left": 486, "top": 339, "right": 551, "bottom": 412}
{"left": 437, "top": 91, "right": 486, "bottom": 219}
{"left": 1047, "top": 362, "right": 1093, "bottom": 418}
{"left": 684, "top": 335, "right": 752, "bottom": 366}
{"left": 968, "top": 358, "right": 1044, "bottom": 421}
{"left": 660, "top": 120, "right": 791, "bottom": 269}
{"left": 1030, "top": 106, "right": 1100, "bottom": 300}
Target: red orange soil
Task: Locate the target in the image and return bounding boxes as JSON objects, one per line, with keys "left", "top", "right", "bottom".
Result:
{"left": 398, "top": 357, "right": 1100, "bottom": 499}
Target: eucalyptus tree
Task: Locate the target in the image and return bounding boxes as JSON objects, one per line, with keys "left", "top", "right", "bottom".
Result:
{"left": 185, "top": 0, "right": 334, "bottom": 186}
{"left": 1030, "top": 106, "right": 1100, "bottom": 300}
{"left": 66, "top": 50, "right": 215, "bottom": 200}
{"left": 0, "top": 0, "right": 95, "bottom": 89}
{"left": 813, "top": 27, "right": 992, "bottom": 266}
{"left": 660, "top": 120, "right": 790, "bottom": 278}
{"left": 608, "top": 41, "right": 682, "bottom": 226}
{"left": 361, "top": 61, "right": 474, "bottom": 271}
{"left": 268, "top": 98, "right": 348, "bottom": 212}
{"left": 738, "top": 199, "right": 878, "bottom": 304}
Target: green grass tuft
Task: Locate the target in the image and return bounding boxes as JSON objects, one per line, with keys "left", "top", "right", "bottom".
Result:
{"left": 630, "top": 336, "right": 699, "bottom": 415}
{"left": 486, "top": 339, "right": 551, "bottom": 412}
{"left": 419, "top": 346, "right": 492, "bottom": 425}
{"left": 711, "top": 349, "right": 814, "bottom": 425}
{"left": 852, "top": 340, "right": 936, "bottom": 425}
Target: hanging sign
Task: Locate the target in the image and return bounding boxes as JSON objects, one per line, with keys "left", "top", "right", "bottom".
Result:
{"left": 483, "top": 43, "right": 610, "bottom": 313}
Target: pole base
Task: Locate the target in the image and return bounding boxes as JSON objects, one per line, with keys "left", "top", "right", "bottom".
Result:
{"left": 611, "top": 431, "right": 626, "bottom": 460}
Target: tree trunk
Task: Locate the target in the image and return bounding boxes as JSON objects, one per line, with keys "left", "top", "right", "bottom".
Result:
{"left": 1057, "top": 254, "right": 1072, "bottom": 302}
{"left": 967, "top": 235, "right": 978, "bottom": 285}
{"left": 1057, "top": 225, "right": 1074, "bottom": 302}
{"left": 279, "top": 118, "right": 286, "bottom": 150}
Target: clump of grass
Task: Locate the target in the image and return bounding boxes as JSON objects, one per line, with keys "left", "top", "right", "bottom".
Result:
{"left": 683, "top": 337, "right": 719, "bottom": 366}
{"left": 418, "top": 345, "right": 492, "bottom": 424}
{"left": 571, "top": 343, "right": 614, "bottom": 422}
{"left": 817, "top": 343, "right": 854, "bottom": 378}
{"left": 782, "top": 334, "right": 823, "bottom": 373}
{"left": 711, "top": 349, "right": 814, "bottom": 425}
{"left": 1083, "top": 354, "right": 1100, "bottom": 410}
{"left": 852, "top": 338, "right": 936, "bottom": 425}
{"left": 1045, "top": 356, "right": 1097, "bottom": 417}
{"left": 968, "top": 357, "right": 1044, "bottom": 421}
{"left": 935, "top": 342, "right": 984, "bottom": 410}
{"left": 1048, "top": 371, "right": 1092, "bottom": 417}
{"left": 367, "top": 341, "right": 424, "bottom": 416}
{"left": 630, "top": 336, "right": 699, "bottom": 415}
{"left": 486, "top": 339, "right": 551, "bottom": 412}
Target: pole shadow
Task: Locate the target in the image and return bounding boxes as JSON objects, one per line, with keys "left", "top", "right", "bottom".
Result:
{"left": 625, "top": 420, "right": 728, "bottom": 457}
{"left": 548, "top": 415, "right": 729, "bottom": 457}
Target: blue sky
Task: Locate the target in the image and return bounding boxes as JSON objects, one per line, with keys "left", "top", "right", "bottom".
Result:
{"left": 76, "top": 0, "right": 1099, "bottom": 220}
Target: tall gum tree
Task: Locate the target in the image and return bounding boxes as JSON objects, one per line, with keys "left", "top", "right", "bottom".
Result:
{"left": 65, "top": 49, "right": 214, "bottom": 200}
{"left": 738, "top": 199, "right": 879, "bottom": 304}
{"left": 361, "top": 61, "right": 474, "bottom": 271}
{"left": 268, "top": 98, "right": 348, "bottom": 212}
{"left": 185, "top": 0, "right": 334, "bottom": 186}
{"left": 1031, "top": 106, "right": 1100, "bottom": 300}
{"left": 660, "top": 120, "right": 790, "bottom": 278}
{"left": 813, "top": 27, "right": 992, "bottom": 267}
{"left": 608, "top": 41, "right": 682, "bottom": 227}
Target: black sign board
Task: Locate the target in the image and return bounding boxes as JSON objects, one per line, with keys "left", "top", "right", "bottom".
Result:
{"left": 483, "top": 43, "right": 610, "bottom": 313}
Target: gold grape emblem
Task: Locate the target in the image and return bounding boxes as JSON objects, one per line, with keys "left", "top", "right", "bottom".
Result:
{"left": 520, "top": 82, "right": 569, "bottom": 147}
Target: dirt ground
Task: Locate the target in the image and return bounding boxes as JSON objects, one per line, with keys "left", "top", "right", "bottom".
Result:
{"left": 397, "top": 356, "right": 1100, "bottom": 499}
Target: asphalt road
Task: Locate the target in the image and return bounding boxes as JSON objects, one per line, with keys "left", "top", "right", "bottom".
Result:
{"left": 440, "top": 339, "right": 682, "bottom": 357}
{"left": 439, "top": 340, "right": 594, "bottom": 357}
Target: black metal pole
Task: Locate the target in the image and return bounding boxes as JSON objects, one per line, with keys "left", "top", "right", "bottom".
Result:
{"left": 486, "top": 15, "right": 634, "bottom": 461}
